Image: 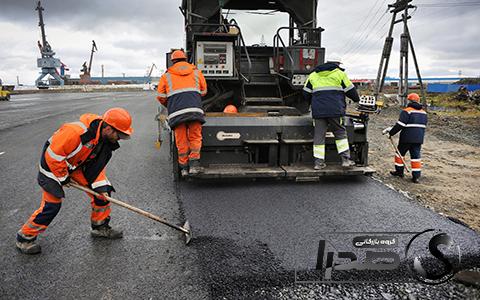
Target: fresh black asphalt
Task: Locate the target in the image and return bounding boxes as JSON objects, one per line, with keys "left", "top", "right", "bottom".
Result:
{"left": 1, "top": 92, "right": 478, "bottom": 299}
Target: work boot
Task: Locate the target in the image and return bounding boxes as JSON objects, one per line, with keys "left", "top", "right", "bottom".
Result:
{"left": 16, "top": 233, "right": 41, "bottom": 255}
{"left": 189, "top": 159, "right": 202, "bottom": 175}
{"left": 412, "top": 177, "right": 420, "bottom": 184}
{"left": 314, "top": 159, "right": 326, "bottom": 170}
{"left": 390, "top": 170, "right": 404, "bottom": 178}
{"left": 91, "top": 224, "right": 123, "bottom": 239}
{"left": 179, "top": 163, "right": 189, "bottom": 177}
{"left": 341, "top": 157, "right": 356, "bottom": 168}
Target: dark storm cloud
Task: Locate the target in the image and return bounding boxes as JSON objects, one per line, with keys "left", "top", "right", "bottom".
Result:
{"left": 0, "top": 0, "right": 183, "bottom": 42}
{"left": 0, "top": 0, "right": 479, "bottom": 84}
{"left": 0, "top": 1, "right": 176, "bottom": 25}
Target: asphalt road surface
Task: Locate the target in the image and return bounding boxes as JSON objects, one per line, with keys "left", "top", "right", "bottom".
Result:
{"left": 1, "top": 92, "right": 479, "bottom": 299}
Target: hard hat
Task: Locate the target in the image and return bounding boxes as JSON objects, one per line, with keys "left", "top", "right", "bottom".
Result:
{"left": 171, "top": 50, "right": 187, "bottom": 61}
{"left": 326, "top": 55, "right": 343, "bottom": 65}
{"left": 407, "top": 93, "right": 420, "bottom": 102}
{"left": 223, "top": 105, "right": 238, "bottom": 114}
{"left": 103, "top": 107, "right": 134, "bottom": 137}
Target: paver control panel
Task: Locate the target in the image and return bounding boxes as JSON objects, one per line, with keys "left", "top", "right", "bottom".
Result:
{"left": 196, "top": 41, "right": 234, "bottom": 77}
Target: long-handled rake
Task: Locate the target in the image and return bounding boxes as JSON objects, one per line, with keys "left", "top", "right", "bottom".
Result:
{"left": 68, "top": 182, "right": 192, "bottom": 244}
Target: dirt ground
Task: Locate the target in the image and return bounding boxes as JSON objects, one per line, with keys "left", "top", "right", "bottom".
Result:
{"left": 367, "top": 105, "right": 480, "bottom": 232}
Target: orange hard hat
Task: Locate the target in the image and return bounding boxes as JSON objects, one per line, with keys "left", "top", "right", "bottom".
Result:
{"left": 407, "top": 93, "right": 420, "bottom": 102}
{"left": 171, "top": 50, "right": 187, "bottom": 61}
{"left": 223, "top": 105, "right": 238, "bottom": 114}
{"left": 103, "top": 107, "right": 133, "bottom": 136}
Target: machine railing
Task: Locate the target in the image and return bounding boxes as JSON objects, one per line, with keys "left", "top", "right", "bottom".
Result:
{"left": 272, "top": 26, "right": 322, "bottom": 75}
{"left": 273, "top": 30, "right": 294, "bottom": 76}
{"left": 185, "top": 23, "right": 252, "bottom": 82}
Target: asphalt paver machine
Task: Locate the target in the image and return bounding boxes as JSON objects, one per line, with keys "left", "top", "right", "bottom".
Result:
{"left": 161, "top": 0, "right": 376, "bottom": 180}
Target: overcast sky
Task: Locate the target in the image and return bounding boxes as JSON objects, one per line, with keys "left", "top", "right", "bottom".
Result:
{"left": 0, "top": 0, "right": 479, "bottom": 85}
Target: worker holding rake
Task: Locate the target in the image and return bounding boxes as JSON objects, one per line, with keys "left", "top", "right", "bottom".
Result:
{"left": 16, "top": 108, "right": 133, "bottom": 254}
{"left": 383, "top": 93, "right": 427, "bottom": 183}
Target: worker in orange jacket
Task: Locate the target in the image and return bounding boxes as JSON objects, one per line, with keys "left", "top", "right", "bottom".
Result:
{"left": 156, "top": 49, "right": 207, "bottom": 176}
{"left": 16, "top": 108, "right": 134, "bottom": 254}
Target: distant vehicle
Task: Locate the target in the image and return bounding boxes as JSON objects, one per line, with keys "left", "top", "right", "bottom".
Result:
{"left": 0, "top": 86, "right": 11, "bottom": 101}
{"left": 37, "top": 81, "right": 49, "bottom": 90}
{"left": 0, "top": 78, "right": 12, "bottom": 100}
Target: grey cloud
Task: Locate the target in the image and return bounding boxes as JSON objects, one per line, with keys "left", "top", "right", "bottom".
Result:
{"left": 1, "top": 0, "right": 479, "bottom": 84}
{"left": 0, "top": 0, "right": 182, "bottom": 34}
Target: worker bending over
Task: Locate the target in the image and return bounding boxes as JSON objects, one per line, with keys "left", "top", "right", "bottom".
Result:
{"left": 156, "top": 49, "right": 207, "bottom": 176}
{"left": 384, "top": 93, "right": 427, "bottom": 183}
{"left": 303, "top": 57, "right": 361, "bottom": 169}
{"left": 16, "top": 108, "right": 133, "bottom": 254}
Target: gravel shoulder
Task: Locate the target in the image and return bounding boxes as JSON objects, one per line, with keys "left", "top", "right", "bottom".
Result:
{"left": 368, "top": 106, "right": 480, "bottom": 233}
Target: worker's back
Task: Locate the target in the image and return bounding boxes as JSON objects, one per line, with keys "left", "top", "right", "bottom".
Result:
{"left": 304, "top": 62, "right": 356, "bottom": 118}
{"left": 157, "top": 61, "right": 207, "bottom": 129}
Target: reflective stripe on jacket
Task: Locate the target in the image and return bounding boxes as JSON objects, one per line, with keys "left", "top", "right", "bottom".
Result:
{"left": 156, "top": 61, "right": 207, "bottom": 129}
{"left": 389, "top": 102, "right": 428, "bottom": 144}
{"left": 303, "top": 63, "right": 360, "bottom": 118}
{"left": 38, "top": 114, "right": 119, "bottom": 198}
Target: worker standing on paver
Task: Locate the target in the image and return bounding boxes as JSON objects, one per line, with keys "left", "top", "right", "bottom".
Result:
{"left": 156, "top": 49, "right": 207, "bottom": 176}
{"left": 16, "top": 108, "right": 133, "bottom": 254}
{"left": 384, "top": 93, "right": 427, "bottom": 183}
{"left": 303, "top": 57, "right": 361, "bottom": 169}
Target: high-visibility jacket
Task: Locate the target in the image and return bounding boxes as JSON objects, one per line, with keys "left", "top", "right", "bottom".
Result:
{"left": 303, "top": 63, "right": 360, "bottom": 118}
{"left": 389, "top": 101, "right": 427, "bottom": 144}
{"left": 157, "top": 61, "right": 207, "bottom": 129}
{"left": 38, "top": 113, "right": 119, "bottom": 198}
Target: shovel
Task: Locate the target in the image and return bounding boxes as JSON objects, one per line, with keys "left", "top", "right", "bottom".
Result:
{"left": 68, "top": 182, "right": 192, "bottom": 245}
{"left": 387, "top": 136, "right": 410, "bottom": 173}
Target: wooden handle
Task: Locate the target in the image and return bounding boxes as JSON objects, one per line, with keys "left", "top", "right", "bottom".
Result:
{"left": 388, "top": 137, "right": 411, "bottom": 173}
{"left": 69, "top": 182, "right": 189, "bottom": 234}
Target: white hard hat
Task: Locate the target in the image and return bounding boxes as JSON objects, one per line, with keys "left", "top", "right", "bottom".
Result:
{"left": 326, "top": 55, "right": 343, "bottom": 65}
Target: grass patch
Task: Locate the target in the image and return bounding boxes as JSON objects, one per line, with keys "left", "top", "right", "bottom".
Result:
{"left": 425, "top": 93, "right": 480, "bottom": 117}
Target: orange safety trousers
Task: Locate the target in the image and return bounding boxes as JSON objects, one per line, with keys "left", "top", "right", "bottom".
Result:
{"left": 174, "top": 121, "right": 202, "bottom": 167}
{"left": 19, "top": 169, "right": 111, "bottom": 239}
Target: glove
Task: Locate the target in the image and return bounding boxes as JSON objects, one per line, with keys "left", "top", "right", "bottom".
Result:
{"left": 60, "top": 177, "right": 71, "bottom": 186}
{"left": 382, "top": 126, "right": 392, "bottom": 135}
{"left": 95, "top": 192, "right": 109, "bottom": 201}
{"left": 156, "top": 96, "right": 168, "bottom": 106}
{"left": 158, "top": 114, "right": 167, "bottom": 123}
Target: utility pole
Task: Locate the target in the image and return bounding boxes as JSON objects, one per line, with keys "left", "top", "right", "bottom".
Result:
{"left": 374, "top": 0, "right": 425, "bottom": 107}
{"left": 101, "top": 64, "right": 104, "bottom": 78}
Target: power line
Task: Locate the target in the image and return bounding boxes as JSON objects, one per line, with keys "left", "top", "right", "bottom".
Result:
{"left": 345, "top": 16, "right": 391, "bottom": 63}
{"left": 346, "top": 17, "right": 390, "bottom": 61}
{"left": 342, "top": 7, "right": 389, "bottom": 58}
{"left": 409, "top": 6, "right": 452, "bottom": 23}
{"left": 416, "top": 1, "right": 480, "bottom": 3}
{"left": 343, "top": 8, "right": 387, "bottom": 56}
{"left": 337, "top": 0, "right": 387, "bottom": 55}
{"left": 341, "top": 1, "right": 388, "bottom": 56}
{"left": 416, "top": 2, "right": 480, "bottom": 7}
